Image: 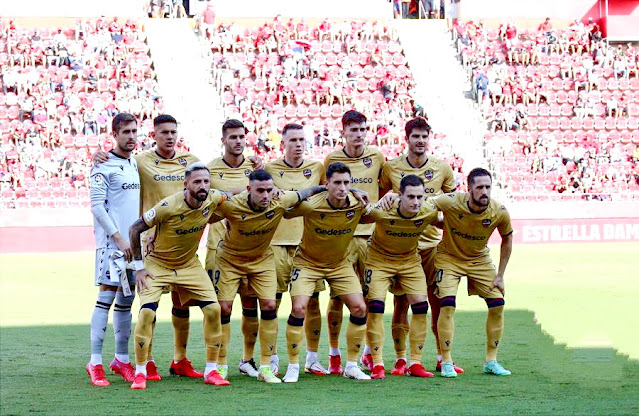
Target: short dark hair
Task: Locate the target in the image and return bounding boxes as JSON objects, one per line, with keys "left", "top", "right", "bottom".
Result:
{"left": 248, "top": 169, "right": 272, "bottom": 182}
{"left": 341, "top": 110, "right": 367, "bottom": 129}
{"left": 112, "top": 113, "right": 136, "bottom": 133}
{"left": 153, "top": 114, "right": 177, "bottom": 127}
{"left": 467, "top": 167, "right": 492, "bottom": 186}
{"left": 185, "top": 162, "right": 210, "bottom": 178}
{"left": 282, "top": 123, "right": 303, "bottom": 136}
{"left": 222, "top": 119, "right": 247, "bottom": 136}
{"left": 399, "top": 174, "right": 425, "bottom": 193}
{"left": 326, "top": 162, "right": 351, "bottom": 180}
{"left": 405, "top": 117, "right": 431, "bottom": 138}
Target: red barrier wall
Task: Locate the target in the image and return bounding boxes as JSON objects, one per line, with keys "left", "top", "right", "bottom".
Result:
{"left": 2, "top": 218, "right": 638, "bottom": 254}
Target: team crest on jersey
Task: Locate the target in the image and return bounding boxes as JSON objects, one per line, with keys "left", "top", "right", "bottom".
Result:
{"left": 154, "top": 159, "right": 159, "bottom": 165}
{"left": 303, "top": 168, "right": 312, "bottom": 179}
{"left": 161, "top": 201, "right": 169, "bottom": 207}
{"left": 93, "top": 174, "right": 103, "bottom": 184}
{"left": 500, "top": 205, "right": 506, "bottom": 210}
{"left": 179, "top": 214, "right": 185, "bottom": 221}
{"left": 414, "top": 219, "right": 424, "bottom": 227}
{"left": 241, "top": 214, "right": 247, "bottom": 220}
{"left": 482, "top": 219, "right": 492, "bottom": 228}
{"left": 458, "top": 214, "right": 463, "bottom": 219}
{"left": 202, "top": 207, "right": 210, "bottom": 217}
{"left": 119, "top": 165, "right": 123, "bottom": 171}
{"left": 363, "top": 157, "right": 372, "bottom": 168}
{"left": 178, "top": 158, "right": 187, "bottom": 167}
{"left": 320, "top": 213, "right": 326, "bottom": 220}
{"left": 424, "top": 170, "right": 434, "bottom": 181}
{"left": 400, "top": 172, "right": 406, "bottom": 178}
{"left": 218, "top": 172, "right": 224, "bottom": 179}
{"left": 244, "top": 169, "right": 251, "bottom": 177}
{"left": 389, "top": 220, "right": 395, "bottom": 226}
{"left": 346, "top": 210, "right": 355, "bottom": 220}
{"left": 279, "top": 171, "right": 285, "bottom": 177}
{"left": 265, "top": 210, "right": 275, "bottom": 219}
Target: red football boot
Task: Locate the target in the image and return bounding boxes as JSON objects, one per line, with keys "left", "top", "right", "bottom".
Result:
{"left": 109, "top": 358, "right": 135, "bottom": 382}
{"left": 86, "top": 363, "right": 110, "bottom": 387}
{"left": 328, "top": 355, "right": 343, "bottom": 375}
{"left": 390, "top": 358, "right": 407, "bottom": 375}
{"left": 170, "top": 358, "right": 204, "bottom": 378}
{"left": 360, "top": 353, "right": 374, "bottom": 372}
{"left": 371, "top": 365, "right": 386, "bottom": 380}
{"left": 436, "top": 359, "right": 465, "bottom": 374}
{"left": 204, "top": 370, "right": 231, "bottom": 386}
{"left": 131, "top": 373, "right": 147, "bottom": 390}
{"left": 146, "top": 361, "right": 162, "bottom": 381}
{"left": 407, "top": 363, "right": 435, "bottom": 378}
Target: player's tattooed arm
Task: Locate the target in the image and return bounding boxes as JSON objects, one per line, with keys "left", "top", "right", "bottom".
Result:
{"left": 296, "top": 185, "right": 327, "bottom": 201}
{"left": 129, "top": 218, "right": 151, "bottom": 262}
{"left": 129, "top": 218, "right": 155, "bottom": 293}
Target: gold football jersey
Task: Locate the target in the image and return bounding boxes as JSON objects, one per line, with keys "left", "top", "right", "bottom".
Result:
{"left": 214, "top": 191, "right": 301, "bottom": 259}
{"left": 324, "top": 146, "right": 385, "bottom": 236}
{"left": 142, "top": 190, "right": 226, "bottom": 268}
{"left": 365, "top": 199, "right": 439, "bottom": 260}
{"left": 430, "top": 193, "right": 512, "bottom": 261}
{"left": 379, "top": 155, "right": 455, "bottom": 249}
{"left": 136, "top": 151, "right": 199, "bottom": 213}
{"left": 265, "top": 158, "right": 324, "bottom": 246}
{"left": 205, "top": 157, "right": 254, "bottom": 249}
{"left": 287, "top": 192, "right": 368, "bottom": 267}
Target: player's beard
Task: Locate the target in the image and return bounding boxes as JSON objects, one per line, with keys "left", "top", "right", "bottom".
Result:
{"left": 471, "top": 193, "right": 490, "bottom": 207}
{"left": 193, "top": 189, "right": 208, "bottom": 202}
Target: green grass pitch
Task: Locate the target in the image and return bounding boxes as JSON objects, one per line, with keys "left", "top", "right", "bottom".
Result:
{"left": 1, "top": 243, "right": 638, "bottom": 415}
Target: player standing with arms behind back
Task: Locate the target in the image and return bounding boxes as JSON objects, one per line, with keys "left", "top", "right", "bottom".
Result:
{"left": 86, "top": 113, "right": 139, "bottom": 386}
{"left": 323, "top": 111, "right": 385, "bottom": 374}
{"left": 378, "top": 117, "right": 463, "bottom": 375}
{"left": 430, "top": 168, "right": 513, "bottom": 377}
{"left": 265, "top": 123, "right": 327, "bottom": 376}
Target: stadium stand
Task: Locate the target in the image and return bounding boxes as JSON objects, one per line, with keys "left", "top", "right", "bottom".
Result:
{"left": 0, "top": 18, "right": 189, "bottom": 209}
{"left": 453, "top": 19, "right": 639, "bottom": 201}
{"left": 200, "top": 17, "right": 465, "bottom": 182}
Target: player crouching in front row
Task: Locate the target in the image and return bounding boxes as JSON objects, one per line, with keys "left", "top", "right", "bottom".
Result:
{"left": 128, "top": 162, "right": 230, "bottom": 389}
{"left": 360, "top": 174, "right": 441, "bottom": 379}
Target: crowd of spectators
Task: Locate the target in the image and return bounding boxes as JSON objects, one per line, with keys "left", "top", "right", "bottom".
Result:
{"left": 453, "top": 18, "right": 639, "bottom": 199}
{"left": 201, "top": 16, "right": 443, "bottom": 161}
{"left": 0, "top": 18, "right": 172, "bottom": 208}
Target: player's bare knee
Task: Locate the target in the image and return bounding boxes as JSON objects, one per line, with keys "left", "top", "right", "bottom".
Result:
{"left": 259, "top": 299, "right": 277, "bottom": 311}
{"left": 348, "top": 301, "right": 367, "bottom": 318}
{"left": 199, "top": 301, "right": 220, "bottom": 319}
{"left": 171, "top": 291, "right": 184, "bottom": 308}
{"left": 394, "top": 295, "right": 410, "bottom": 312}
{"left": 241, "top": 295, "right": 258, "bottom": 308}
{"left": 368, "top": 299, "right": 385, "bottom": 314}
{"left": 291, "top": 303, "right": 307, "bottom": 318}
{"left": 219, "top": 301, "right": 233, "bottom": 316}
